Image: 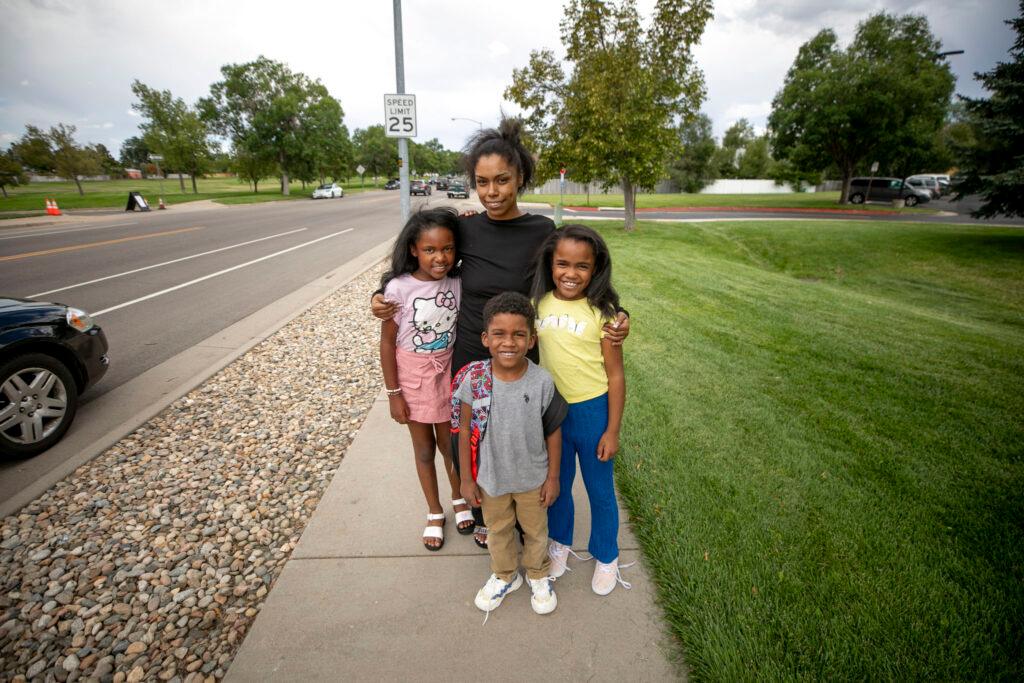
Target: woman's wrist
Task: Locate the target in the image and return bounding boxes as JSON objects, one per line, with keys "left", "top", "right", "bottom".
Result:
{"left": 385, "top": 387, "right": 402, "bottom": 397}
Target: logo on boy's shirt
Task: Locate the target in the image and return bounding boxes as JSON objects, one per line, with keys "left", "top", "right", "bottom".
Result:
{"left": 537, "top": 313, "right": 588, "bottom": 336}
{"left": 524, "top": 393, "right": 530, "bottom": 403}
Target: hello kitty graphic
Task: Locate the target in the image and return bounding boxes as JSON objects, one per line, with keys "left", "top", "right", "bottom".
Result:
{"left": 411, "top": 289, "right": 457, "bottom": 353}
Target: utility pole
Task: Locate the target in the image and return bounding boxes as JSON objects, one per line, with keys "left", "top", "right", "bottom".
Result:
{"left": 393, "top": 0, "right": 410, "bottom": 223}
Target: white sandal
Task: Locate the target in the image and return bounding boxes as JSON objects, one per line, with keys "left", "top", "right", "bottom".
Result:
{"left": 423, "top": 512, "right": 445, "bottom": 551}
{"left": 452, "top": 498, "right": 475, "bottom": 535}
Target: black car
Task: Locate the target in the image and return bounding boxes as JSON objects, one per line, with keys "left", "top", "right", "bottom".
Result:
{"left": 384, "top": 178, "right": 400, "bottom": 190}
{"left": 436, "top": 178, "right": 449, "bottom": 191}
{"left": 447, "top": 182, "right": 470, "bottom": 199}
{"left": 847, "top": 177, "right": 930, "bottom": 207}
{"left": 0, "top": 298, "right": 109, "bottom": 457}
{"left": 410, "top": 180, "right": 432, "bottom": 196}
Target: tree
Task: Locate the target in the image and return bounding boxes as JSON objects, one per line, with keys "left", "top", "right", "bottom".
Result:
{"left": 353, "top": 125, "right": 398, "bottom": 178}
{"left": 10, "top": 124, "right": 100, "bottom": 195}
{"left": 953, "top": 1, "right": 1024, "bottom": 217}
{"left": 713, "top": 118, "right": 756, "bottom": 179}
{"left": 132, "top": 80, "right": 213, "bottom": 193}
{"left": 0, "top": 152, "right": 28, "bottom": 198}
{"left": 9, "top": 126, "right": 55, "bottom": 174}
{"left": 232, "top": 143, "right": 276, "bottom": 193}
{"left": 666, "top": 113, "right": 717, "bottom": 192}
{"left": 92, "top": 143, "right": 122, "bottom": 178}
{"left": 736, "top": 135, "right": 771, "bottom": 179}
{"left": 119, "top": 136, "right": 151, "bottom": 170}
{"left": 201, "top": 56, "right": 349, "bottom": 195}
{"left": 507, "top": 0, "right": 713, "bottom": 230}
{"left": 769, "top": 13, "right": 955, "bottom": 203}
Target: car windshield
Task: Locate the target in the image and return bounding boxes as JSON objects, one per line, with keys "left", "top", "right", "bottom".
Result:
{"left": 317, "top": 184, "right": 332, "bottom": 189}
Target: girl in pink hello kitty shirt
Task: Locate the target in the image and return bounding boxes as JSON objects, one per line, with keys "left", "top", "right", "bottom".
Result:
{"left": 379, "top": 208, "right": 475, "bottom": 551}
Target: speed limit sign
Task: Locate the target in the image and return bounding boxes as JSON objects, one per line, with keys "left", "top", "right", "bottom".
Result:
{"left": 384, "top": 94, "right": 417, "bottom": 138}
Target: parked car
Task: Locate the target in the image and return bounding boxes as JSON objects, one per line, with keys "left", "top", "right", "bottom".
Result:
{"left": 410, "top": 180, "right": 432, "bottom": 196}
{"left": 447, "top": 182, "right": 470, "bottom": 199}
{"left": 384, "top": 178, "right": 400, "bottom": 190}
{"left": 847, "top": 177, "right": 930, "bottom": 207}
{"left": 436, "top": 178, "right": 449, "bottom": 191}
{"left": 907, "top": 174, "right": 950, "bottom": 197}
{"left": 0, "top": 298, "right": 109, "bottom": 457}
{"left": 904, "top": 176, "right": 941, "bottom": 198}
{"left": 311, "top": 183, "right": 344, "bottom": 199}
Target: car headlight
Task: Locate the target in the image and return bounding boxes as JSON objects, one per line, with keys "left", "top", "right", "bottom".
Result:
{"left": 66, "top": 307, "right": 95, "bottom": 332}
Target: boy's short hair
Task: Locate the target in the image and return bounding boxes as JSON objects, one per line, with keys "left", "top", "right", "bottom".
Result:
{"left": 483, "top": 291, "right": 536, "bottom": 333}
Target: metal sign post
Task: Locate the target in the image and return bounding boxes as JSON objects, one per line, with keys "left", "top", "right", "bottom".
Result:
{"left": 390, "top": 0, "right": 413, "bottom": 223}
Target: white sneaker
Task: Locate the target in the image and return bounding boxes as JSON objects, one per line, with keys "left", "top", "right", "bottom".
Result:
{"left": 528, "top": 576, "right": 557, "bottom": 614}
{"left": 474, "top": 572, "right": 522, "bottom": 612}
{"left": 592, "top": 558, "right": 634, "bottom": 596}
{"left": 548, "top": 541, "right": 571, "bottom": 578}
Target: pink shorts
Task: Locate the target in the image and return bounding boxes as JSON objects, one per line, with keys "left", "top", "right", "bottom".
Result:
{"left": 395, "top": 346, "right": 453, "bottom": 424}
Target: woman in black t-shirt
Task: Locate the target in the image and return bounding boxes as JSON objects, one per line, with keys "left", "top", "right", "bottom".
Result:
{"left": 373, "top": 118, "right": 629, "bottom": 547}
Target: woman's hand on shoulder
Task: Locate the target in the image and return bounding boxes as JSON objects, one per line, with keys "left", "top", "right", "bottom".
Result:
{"left": 372, "top": 293, "right": 398, "bottom": 321}
{"left": 602, "top": 311, "right": 630, "bottom": 346}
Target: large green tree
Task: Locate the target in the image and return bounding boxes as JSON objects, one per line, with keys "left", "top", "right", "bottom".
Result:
{"left": 201, "top": 56, "right": 349, "bottom": 195}
{"left": 132, "top": 80, "right": 213, "bottom": 193}
{"left": 119, "top": 135, "right": 151, "bottom": 170}
{"left": 0, "top": 151, "right": 28, "bottom": 198}
{"left": 666, "top": 113, "right": 717, "bottom": 193}
{"left": 769, "top": 13, "right": 955, "bottom": 203}
{"left": 352, "top": 125, "right": 398, "bottom": 178}
{"left": 11, "top": 124, "right": 100, "bottom": 195}
{"left": 953, "top": 1, "right": 1024, "bottom": 217}
{"left": 507, "top": 0, "right": 713, "bottom": 229}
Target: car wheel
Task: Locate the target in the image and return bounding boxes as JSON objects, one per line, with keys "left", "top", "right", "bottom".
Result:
{"left": 0, "top": 353, "right": 79, "bottom": 458}
{"left": 849, "top": 193, "right": 865, "bottom": 204}
{"left": 905, "top": 195, "right": 919, "bottom": 207}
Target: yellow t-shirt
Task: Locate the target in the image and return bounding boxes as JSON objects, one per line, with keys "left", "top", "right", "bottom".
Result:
{"left": 536, "top": 292, "right": 611, "bottom": 404}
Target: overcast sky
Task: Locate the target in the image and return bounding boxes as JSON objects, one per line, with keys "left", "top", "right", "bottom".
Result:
{"left": 0, "top": 0, "right": 1017, "bottom": 157}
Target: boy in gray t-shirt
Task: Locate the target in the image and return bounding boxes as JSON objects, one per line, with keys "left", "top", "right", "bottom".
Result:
{"left": 457, "top": 292, "right": 562, "bottom": 617}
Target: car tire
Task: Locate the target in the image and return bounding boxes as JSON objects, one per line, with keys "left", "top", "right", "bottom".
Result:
{"left": 905, "top": 195, "right": 919, "bottom": 207}
{"left": 849, "top": 193, "right": 865, "bottom": 204}
{"left": 0, "top": 353, "right": 79, "bottom": 458}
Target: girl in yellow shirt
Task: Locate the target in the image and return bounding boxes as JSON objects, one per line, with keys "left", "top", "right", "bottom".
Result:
{"left": 531, "top": 224, "right": 629, "bottom": 595}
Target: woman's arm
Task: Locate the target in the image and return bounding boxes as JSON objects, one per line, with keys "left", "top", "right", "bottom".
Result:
{"left": 596, "top": 338, "right": 625, "bottom": 461}
{"left": 379, "top": 319, "right": 409, "bottom": 423}
{"left": 602, "top": 310, "right": 630, "bottom": 346}
{"left": 372, "top": 292, "right": 398, "bottom": 321}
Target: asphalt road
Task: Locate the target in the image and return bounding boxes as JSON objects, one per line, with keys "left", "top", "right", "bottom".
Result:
{"left": 0, "top": 191, "right": 413, "bottom": 404}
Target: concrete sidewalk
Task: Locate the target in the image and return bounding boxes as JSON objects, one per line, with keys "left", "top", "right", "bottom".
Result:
{"left": 227, "top": 391, "right": 683, "bottom": 681}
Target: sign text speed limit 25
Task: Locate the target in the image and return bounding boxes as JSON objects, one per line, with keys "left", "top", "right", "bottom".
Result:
{"left": 384, "top": 94, "right": 417, "bottom": 138}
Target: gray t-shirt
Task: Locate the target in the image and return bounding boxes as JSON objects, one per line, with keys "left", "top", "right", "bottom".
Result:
{"left": 455, "top": 360, "right": 555, "bottom": 497}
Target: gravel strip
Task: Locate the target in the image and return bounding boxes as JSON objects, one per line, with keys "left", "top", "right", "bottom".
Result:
{"left": 0, "top": 262, "right": 387, "bottom": 682}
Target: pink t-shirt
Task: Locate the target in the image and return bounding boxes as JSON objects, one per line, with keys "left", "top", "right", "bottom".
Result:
{"left": 383, "top": 274, "right": 461, "bottom": 353}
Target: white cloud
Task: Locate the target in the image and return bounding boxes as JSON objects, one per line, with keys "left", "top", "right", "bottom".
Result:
{"left": 20, "top": 80, "right": 29, "bottom": 86}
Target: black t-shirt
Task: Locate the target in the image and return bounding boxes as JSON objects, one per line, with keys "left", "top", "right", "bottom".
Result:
{"left": 453, "top": 212, "right": 556, "bottom": 373}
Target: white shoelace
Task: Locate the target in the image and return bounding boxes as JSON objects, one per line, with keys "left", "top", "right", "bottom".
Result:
{"left": 596, "top": 560, "right": 636, "bottom": 590}
{"left": 481, "top": 575, "right": 517, "bottom": 625}
{"left": 550, "top": 544, "right": 593, "bottom": 573}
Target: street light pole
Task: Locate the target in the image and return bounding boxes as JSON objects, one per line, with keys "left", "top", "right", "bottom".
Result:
{"left": 393, "top": 0, "right": 410, "bottom": 223}
{"left": 451, "top": 117, "right": 483, "bottom": 130}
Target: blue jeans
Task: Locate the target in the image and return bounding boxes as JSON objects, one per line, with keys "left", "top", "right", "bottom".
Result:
{"left": 547, "top": 393, "right": 619, "bottom": 563}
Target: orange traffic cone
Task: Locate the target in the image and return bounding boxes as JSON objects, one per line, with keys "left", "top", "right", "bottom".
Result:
{"left": 158, "top": 197, "right": 166, "bottom": 210}
{"left": 45, "top": 199, "right": 61, "bottom": 216}
{"left": 51, "top": 199, "right": 62, "bottom": 215}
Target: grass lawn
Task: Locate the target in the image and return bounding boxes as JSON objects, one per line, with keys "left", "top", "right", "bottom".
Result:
{"left": 524, "top": 191, "right": 936, "bottom": 213}
{"left": 599, "top": 219, "right": 1023, "bottom": 679}
{"left": 0, "top": 176, "right": 383, "bottom": 214}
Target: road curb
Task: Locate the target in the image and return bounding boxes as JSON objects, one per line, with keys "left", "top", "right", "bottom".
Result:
{"left": 0, "top": 237, "right": 394, "bottom": 518}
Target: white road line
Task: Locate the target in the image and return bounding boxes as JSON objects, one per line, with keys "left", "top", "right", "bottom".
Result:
{"left": 0, "top": 222, "right": 140, "bottom": 241}
{"left": 91, "top": 228, "right": 354, "bottom": 317}
{"left": 29, "top": 228, "right": 308, "bottom": 298}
